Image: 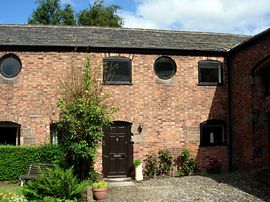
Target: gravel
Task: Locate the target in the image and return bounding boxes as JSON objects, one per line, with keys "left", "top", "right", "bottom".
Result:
{"left": 106, "top": 171, "right": 270, "bottom": 202}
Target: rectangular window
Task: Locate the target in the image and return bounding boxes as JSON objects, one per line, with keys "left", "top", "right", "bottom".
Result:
{"left": 198, "top": 60, "right": 223, "bottom": 85}
{"left": 103, "top": 57, "right": 132, "bottom": 84}
{"left": 200, "top": 120, "right": 226, "bottom": 146}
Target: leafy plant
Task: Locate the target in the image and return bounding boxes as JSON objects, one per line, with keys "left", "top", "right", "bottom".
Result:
{"left": 133, "top": 159, "right": 141, "bottom": 168}
{"left": 157, "top": 149, "right": 173, "bottom": 175}
{"left": 207, "top": 158, "right": 222, "bottom": 174}
{"left": 92, "top": 181, "right": 108, "bottom": 189}
{"left": 22, "top": 165, "right": 88, "bottom": 201}
{"left": 143, "top": 154, "right": 158, "bottom": 178}
{"left": 177, "top": 148, "right": 196, "bottom": 177}
{"left": 57, "top": 57, "right": 116, "bottom": 179}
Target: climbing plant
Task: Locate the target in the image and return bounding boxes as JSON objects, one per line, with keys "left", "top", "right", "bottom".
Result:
{"left": 57, "top": 57, "right": 116, "bottom": 179}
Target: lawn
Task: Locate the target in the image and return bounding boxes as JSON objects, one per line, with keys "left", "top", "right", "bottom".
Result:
{"left": 0, "top": 182, "right": 23, "bottom": 201}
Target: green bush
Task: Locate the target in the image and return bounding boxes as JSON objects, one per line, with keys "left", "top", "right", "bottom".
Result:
{"left": 0, "top": 144, "right": 64, "bottom": 181}
{"left": 22, "top": 165, "right": 88, "bottom": 201}
{"left": 144, "top": 154, "right": 158, "bottom": 178}
{"left": 157, "top": 149, "right": 173, "bottom": 175}
{"left": 177, "top": 148, "right": 196, "bottom": 177}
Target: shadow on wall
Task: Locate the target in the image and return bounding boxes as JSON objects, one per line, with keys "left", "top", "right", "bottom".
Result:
{"left": 193, "top": 59, "right": 230, "bottom": 173}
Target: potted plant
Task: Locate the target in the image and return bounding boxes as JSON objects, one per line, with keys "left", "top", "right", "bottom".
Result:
{"left": 134, "top": 159, "right": 143, "bottom": 181}
{"left": 92, "top": 180, "right": 108, "bottom": 201}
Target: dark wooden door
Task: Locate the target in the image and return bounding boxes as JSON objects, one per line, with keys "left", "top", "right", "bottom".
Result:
{"left": 103, "top": 122, "right": 132, "bottom": 178}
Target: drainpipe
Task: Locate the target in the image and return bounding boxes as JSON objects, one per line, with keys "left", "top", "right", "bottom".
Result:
{"left": 226, "top": 53, "right": 233, "bottom": 172}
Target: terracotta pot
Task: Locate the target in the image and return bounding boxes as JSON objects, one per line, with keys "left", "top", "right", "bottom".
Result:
{"left": 92, "top": 187, "right": 108, "bottom": 201}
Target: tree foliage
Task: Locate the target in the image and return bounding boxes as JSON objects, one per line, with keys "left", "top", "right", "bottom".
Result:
{"left": 57, "top": 58, "right": 116, "bottom": 180}
{"left": 28, "top": 0, "right": 123, "bottom": 27}
{"left": 78, "top": 0, "right": 123, "bottom": 27}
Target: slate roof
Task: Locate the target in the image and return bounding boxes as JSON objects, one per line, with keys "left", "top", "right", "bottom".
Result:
{"left": 0, "top": 24, "right": 251, "bottom": 52}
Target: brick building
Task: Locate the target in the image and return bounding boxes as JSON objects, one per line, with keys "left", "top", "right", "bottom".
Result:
{"left": 0, "top": 24, "right": 269, "bottom": 177}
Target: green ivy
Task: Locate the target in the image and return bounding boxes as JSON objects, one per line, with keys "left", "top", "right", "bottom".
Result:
{"left": 0, "top": 144, "right": 64, "bottom": 181}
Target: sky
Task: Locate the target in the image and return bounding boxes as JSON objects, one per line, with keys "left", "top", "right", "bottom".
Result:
{"left": 0, "top": 0, "right": 270, "bottom": 35}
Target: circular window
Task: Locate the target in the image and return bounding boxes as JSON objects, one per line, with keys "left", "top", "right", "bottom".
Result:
{"left": 154, "top": 56, "right": 176, "bottom": 80}
{"left": 0, "top": 54, "right": 22, "bottom": 78}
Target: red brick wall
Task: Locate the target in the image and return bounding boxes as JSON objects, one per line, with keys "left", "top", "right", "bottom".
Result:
{"left": 231, "top": 36, "right": 270, "bottom": 169}
{"left": 0, "top": 51, "right": 229, "bottom": 172}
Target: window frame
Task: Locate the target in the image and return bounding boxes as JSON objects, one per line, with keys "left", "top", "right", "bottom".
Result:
{"left": 0, "top": 54, "right": 22, "bottom": 79}
{"left": 103, "top": 56, "right": 132, "bottom": 85}
{"left": 154, "top": 56, "right": 177, "bottom": 80}
{"left": 200, "top": 119, "right": 226, "bottom": 147}
{"left": 198, "top": 60, "right": 223, "bottom": 86}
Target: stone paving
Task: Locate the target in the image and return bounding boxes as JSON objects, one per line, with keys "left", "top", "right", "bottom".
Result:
{"left": 106, "top": 171, "right": 270, "bottom": 202}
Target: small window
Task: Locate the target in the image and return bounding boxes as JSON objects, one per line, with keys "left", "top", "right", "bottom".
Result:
{"left": 103, "top": 57, "right": 131, "bottom": 84}
{"left": 0, "top": 54, "right": 22, "bottom": 78}
{"left": 263, "top": 69, "right": 270, "bottom": 95}
{"left": 0, "top": 122, "right": 20, "bottom": 145}
{"left": 198, "top": 60, "right": 222, "bottom": 85}
{"left": 50, "top": 124, "right": 58, "bottom": 145}
{"left": 200, "top": 120, "right": 226, "bottom": 146}
{"left": 154, "top": 56, "right": 176, "bottom": 80}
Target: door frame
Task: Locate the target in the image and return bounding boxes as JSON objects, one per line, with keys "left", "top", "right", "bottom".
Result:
{"left": 102, "top": 121, "right": 133, "bottom": 178}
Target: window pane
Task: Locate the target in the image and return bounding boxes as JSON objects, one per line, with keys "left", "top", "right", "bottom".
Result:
{"left": 200, "top": 67, "right": 219, "bottom": 83}
{"left": 0, "top": 56, "right": 22, "bottom": 78}
{"left": 201, "top": 123, "right": 225, "bottom": 146}
{"left": 198, "top": 61, "right": 222, "bottom": 85}
{"left": 154, "top": 57, "right": 176, "bottom": 80}
{"left": 104, "top": 58, "right": 131, "bottom": 83}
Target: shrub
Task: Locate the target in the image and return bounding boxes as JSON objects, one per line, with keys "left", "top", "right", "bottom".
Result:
{"left": 0, "top": 144, "right": 64, "bottom": 181}
{"left": 143, "top": 154, "right": 158, "bottom": 178}
{"left": 207, "top": 158, "right": 222, "bottom": 174}
{"left": 22, "top": 165, "right": 88, "bottom": 201}
{"left": 157, "top": 149, "right": 173, "bottom": 175}
{"left": 177, "top": 148, "right": 196, "bottom": 177}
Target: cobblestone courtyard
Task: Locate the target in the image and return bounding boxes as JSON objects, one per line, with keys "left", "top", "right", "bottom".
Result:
{"left": 106, "top": 171, "right": 270, "bottom": 202}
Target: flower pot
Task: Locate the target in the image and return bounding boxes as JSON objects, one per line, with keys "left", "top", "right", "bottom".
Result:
{"left": 92, "top": 187, "right": 108, "bottom": 201}
{"left": 135, "top": 163, "right": 143, "bottom": 181}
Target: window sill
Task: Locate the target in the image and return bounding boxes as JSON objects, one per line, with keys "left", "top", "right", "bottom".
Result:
{"left": 102, "top": 82, "right": 133, "bottom": 85}
{"left": 197, "top": 82, "right": 223, "bottom": 86}
{"left": 199, "top": 143, "right": 227, "bottom": 147}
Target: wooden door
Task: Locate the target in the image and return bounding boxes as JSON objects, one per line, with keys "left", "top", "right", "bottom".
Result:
{"left": 103, "top": 122, "right": 132, "bottom": 178}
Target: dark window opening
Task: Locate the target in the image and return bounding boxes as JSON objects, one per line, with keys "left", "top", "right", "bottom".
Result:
{"left": 0, "top": 54, "right": 22, "bottom": 78}
{"left": 0, "top": 122, "right": 20, "bottom": 145}
{"left": 50, "top": 124, "right": 58, "bottom": 144}
{"left": 198, "top": 60, "right": 223, "bottom": 85}
{"left": 200, "top": 120, "right": 226, "bottom": 146}
{"left": 263, "top": 69, "right": 270, "bottom": 95}
{"left": 154, "top": 56, "right": 176, "bottom": 80}
{"left": 103, "top": 57, "right": 131, "bottom": 84}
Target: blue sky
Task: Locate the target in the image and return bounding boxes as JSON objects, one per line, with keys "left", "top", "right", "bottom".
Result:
{"left": 0, "top": 0, "right": 270, "bottom": 35}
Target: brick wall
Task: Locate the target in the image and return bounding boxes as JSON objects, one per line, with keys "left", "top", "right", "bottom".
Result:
{"left": 231, "top": 36, "right": 270, "bottom": 169}
{"left": 0, "top": 50, "right": 229, "bottom": 172}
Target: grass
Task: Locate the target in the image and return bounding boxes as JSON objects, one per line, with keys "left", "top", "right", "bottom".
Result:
{"left": 0, "top": 182, "right": 23, "bottom": 201}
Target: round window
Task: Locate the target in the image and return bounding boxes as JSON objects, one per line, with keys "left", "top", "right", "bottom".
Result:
{"left": 154, "top": 56, "right": 176, "bottom": 80}
{"left": 0, "top": 55, "right": 22, "bottom": 78}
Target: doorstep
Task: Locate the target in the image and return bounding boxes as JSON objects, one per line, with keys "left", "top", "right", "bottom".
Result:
{"left": 105, "top": 177, "right": 135, "bottom": 187}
